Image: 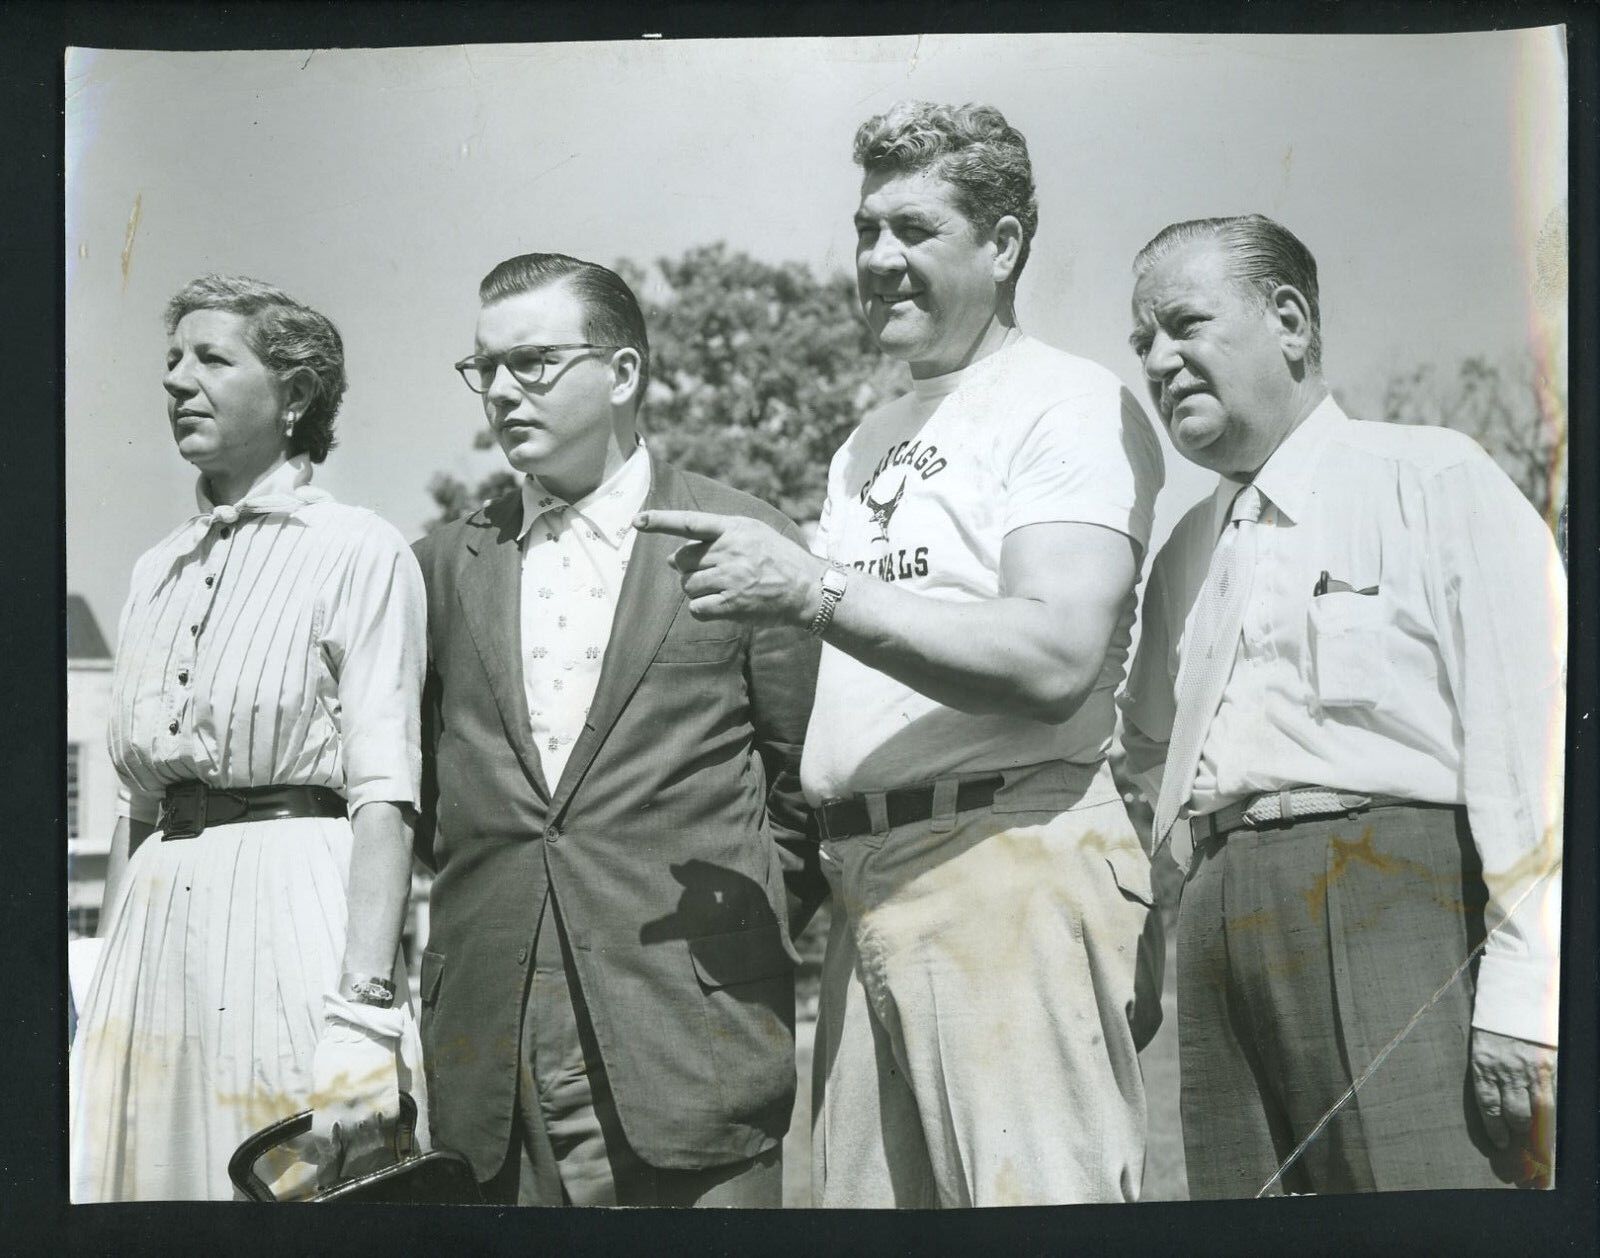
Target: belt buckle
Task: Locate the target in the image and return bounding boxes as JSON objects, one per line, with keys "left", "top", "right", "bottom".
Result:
{"left": 160, "top": 782, "right": 207, "bottom": 840}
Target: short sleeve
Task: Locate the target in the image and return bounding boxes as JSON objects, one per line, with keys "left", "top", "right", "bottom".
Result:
{"left": 810, "top": 441, "right": 851, "bottom": 560}
{"left": 322, "top": 517, "right": 427, "bottom": 814}
{"left": 1003, "top": 383, "right": 1164, "bottom": 552}
{"left": 810, "top": 493, "right": 835, "bottom": 559}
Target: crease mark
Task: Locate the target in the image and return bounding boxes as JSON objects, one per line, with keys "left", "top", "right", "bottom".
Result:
{"left": 120, "top": 193, "right": 143, "bottom": 290}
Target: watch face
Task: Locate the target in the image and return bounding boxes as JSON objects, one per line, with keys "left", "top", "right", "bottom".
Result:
{"left": 822, "top": 568, "right": 848, "bottom": 595}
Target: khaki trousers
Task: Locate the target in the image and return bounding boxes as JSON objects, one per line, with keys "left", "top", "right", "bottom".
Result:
{"left": 811, "top": 760, "right": 1152, "bottom": 1207}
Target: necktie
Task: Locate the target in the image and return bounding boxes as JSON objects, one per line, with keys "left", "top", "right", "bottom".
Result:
{"left": 1152, "top": 482, "right": 1265, "bottom": 869}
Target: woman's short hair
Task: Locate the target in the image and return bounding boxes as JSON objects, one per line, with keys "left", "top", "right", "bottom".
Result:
{"left": 477, "top": 253, "right": 651, "bottom": 399}
{"left": 1133, "top": 214, "right": 1324, "bottom": 371}
{"left": 852, "top": 100, "right": 1040, "bottom": 286}
{"left": 164, "top": 275, "right": 347, "bottom": 463}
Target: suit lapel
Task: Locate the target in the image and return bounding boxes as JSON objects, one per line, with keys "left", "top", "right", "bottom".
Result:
{"left": 550, "top": 453, "right": 688, "bottom": 814}
{"left": 457, "top": 494, "right": 550, "bottom": 800}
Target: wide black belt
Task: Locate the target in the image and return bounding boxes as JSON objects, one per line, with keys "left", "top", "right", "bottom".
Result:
{"left": 817, "top": 774, "right": 1005, "bottom": 842}
{"left": 157, "top": 782, "right": 348, "bottom": 840}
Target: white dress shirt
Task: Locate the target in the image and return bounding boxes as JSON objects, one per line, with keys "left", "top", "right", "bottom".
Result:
{"left": 110, "top": 455, "right": 425, "bottom": 821}
{"left": 518, "top": 443, "right": 651, "bottom": 789}
{"left": 1121, "top": 397, "right": 1565, "bottom": 1045}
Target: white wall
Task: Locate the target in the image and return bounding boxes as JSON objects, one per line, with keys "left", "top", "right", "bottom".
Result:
{"left": 66, "top": 659, "right": 117, "bottom": 927}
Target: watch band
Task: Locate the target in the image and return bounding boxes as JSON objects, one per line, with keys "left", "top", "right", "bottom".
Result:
{"left": 809, "top": 563, "right": 849, "bottom": 638}
{"left": 339, "top": 972, "right": 397, "bottom": 1008}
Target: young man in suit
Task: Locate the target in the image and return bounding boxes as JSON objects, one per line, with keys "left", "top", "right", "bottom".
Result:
{"left": 412, "top": 253, "right": 823, "bottom": 1206}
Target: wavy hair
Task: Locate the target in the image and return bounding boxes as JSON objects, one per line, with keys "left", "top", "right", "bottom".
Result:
{"left": 164, "top": 274, "right": 347, "bottom": 462}
{"left": 853, "top": 100, "right": 1040, "bottom": 285}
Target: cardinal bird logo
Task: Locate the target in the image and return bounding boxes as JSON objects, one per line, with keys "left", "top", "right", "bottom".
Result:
{"left": 865, "top": 474, "right": 906, "bottom": 543}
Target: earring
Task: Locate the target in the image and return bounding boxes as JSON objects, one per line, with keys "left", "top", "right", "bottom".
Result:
{"left": 284, "top": 411, "right": 296, "bottom": 438}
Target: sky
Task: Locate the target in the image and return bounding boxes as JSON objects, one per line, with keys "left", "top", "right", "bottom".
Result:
{"left": 65, "top": 30, "right": 1568, "bottom": 641}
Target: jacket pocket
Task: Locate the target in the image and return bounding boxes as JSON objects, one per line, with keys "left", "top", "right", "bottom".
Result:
{"left": 687, "top": 927, "right": 793, "bottom": 988}
{"left": 420, "top": 949, "right": 445, "bottom": 1006}
{"left": 654, "top": 631, "right": 742, "bottom": 665}
{"left": 686, "top": 927, "right": 796, "bottom": 1122}
{"left": 1104, "top": 846, "right": 1156, "bottom": 910}
{"left": 1308, "top": 591, "right": 1393, "bottom": 710}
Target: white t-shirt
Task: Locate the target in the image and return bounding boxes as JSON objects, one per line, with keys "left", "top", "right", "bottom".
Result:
{"left": 800, "top": 335, "right": 1164, "bottom": 805}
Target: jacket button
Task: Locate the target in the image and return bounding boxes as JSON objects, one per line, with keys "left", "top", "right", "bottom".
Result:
{"left": 516, "top": 946, "right": 529, "bottom": 965}
{"left": 545, "top": 825, "right": 561, "bottom": 843}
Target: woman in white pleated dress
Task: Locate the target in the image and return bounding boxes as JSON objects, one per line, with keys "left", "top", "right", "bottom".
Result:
{"left": 70, "top": 275, "right": 427, "bottom": 1201}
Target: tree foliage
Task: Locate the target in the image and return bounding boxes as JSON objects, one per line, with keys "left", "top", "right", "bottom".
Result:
{"left": 425, "top": 243, "right": 901, "bottom": 531}
{"left": 1380, "top": 353, "right": 1567, "bottom": 524}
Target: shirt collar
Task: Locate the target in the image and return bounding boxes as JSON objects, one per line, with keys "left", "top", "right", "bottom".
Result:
{"left": 193, "top": 454, "right": 326, "bottom": 522}
{"left": 1210, "top": 393, "right": 1346, "bottom": 533}
{"left": 907, "top": 332, "right": 1031, "bottom": 404}
{"left": 517, "top": 441, "right": 652, "bottom": 548}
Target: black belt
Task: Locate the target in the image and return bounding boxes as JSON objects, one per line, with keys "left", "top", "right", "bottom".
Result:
{"left": 158, "top": 782, "right": 348, "bottom": 840}
{"left": 817, "top": 775, "right": 1004, "bottom": 842}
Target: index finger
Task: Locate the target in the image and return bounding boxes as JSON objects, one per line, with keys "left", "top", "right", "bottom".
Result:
{"left": 633, "top": 509, "right": 734, "bottom": 541}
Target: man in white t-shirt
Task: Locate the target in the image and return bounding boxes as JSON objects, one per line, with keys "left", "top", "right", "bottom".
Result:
{"left": 636, "top": 101, "right": 1164, "bottom": 1206}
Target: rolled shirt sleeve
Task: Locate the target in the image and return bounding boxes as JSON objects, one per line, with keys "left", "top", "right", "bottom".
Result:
{"left": 323, "top": 520, "right": 427, "bottom": 815}
{"left": 1423, "top": 455, "right": 1565, "bottom": 1046}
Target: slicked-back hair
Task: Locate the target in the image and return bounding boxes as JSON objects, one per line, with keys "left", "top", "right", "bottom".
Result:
{"left": 853, "top": 100, "right": 1040, "bottom": 287}
{"left": 477, "top": 253, "right": 651, "bottom": 400}
{"left": 165, "top": 274, "right": 347, "bottom": 463}
{"left": 1133, "top": 214, "right": 1324, "bottom": 371}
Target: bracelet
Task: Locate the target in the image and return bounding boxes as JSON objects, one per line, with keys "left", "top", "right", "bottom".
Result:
{"left": 808, "top": 563, "right": 849, "bottom": 638}
{"left": 339, "top": 972, "right": 396, "bottom": 1008}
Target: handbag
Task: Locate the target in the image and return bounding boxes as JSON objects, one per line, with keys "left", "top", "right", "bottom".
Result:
{"left": 227, "top": 1093, "right": 484, "bottom": 1204}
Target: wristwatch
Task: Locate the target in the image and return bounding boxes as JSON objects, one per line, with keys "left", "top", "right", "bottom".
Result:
{"left": 339, "top": 972, "right": 397, "bottom": 1008}
{"left": 808, "top": 563, "right": 849, "bottom": 638}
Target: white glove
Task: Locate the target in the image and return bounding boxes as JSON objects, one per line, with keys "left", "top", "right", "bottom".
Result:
{"left": 309, "top": 991, "right": 405, "bottom": 1185}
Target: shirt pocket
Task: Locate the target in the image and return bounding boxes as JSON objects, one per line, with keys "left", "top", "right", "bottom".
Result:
{"left": 1307, "top": 591, "right": 1392, "bottom": 710}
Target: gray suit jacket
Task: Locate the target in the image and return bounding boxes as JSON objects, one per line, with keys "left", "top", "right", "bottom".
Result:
{"left": 412, "top": 452, "right": 824, "bottom": 1176}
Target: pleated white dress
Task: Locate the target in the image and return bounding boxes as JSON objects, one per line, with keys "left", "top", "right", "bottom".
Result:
{"left": 70, "top": 457, "right": 427, "bottom": 1202}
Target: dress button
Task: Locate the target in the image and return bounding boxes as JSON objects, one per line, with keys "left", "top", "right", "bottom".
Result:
{"left": 190, "top": 624, "right": 199, "bottom": 636}
{"left": 178, "top": 670, "right": 189, "bottom": 685}
{"left": 220, "top": 527, "right": 231, "bottom": 539}
{"left": 168, "top": 720, "right": 179, "bottom": 734}
{"left": 205, "top": 576, "right": 215, "bottom": 588}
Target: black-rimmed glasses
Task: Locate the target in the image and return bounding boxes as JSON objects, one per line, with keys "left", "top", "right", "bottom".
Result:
{"left": 453, "top": 343, "right": 620, "bottom": 394}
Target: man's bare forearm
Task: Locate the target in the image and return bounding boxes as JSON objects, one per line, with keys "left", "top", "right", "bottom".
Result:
{"left": 823, "top": 576, "right": 1099, "bottom": 723}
